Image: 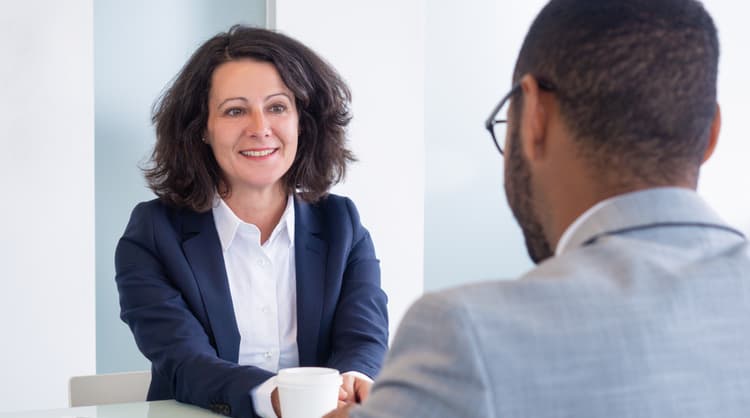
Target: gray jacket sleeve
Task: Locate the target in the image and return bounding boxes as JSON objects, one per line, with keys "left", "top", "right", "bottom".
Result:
{"left": 351, "top": 292, "right": 494, "bottom": 418}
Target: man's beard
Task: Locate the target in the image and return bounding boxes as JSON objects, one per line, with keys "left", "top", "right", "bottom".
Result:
{"left": 504, "top": 122, "right": 554, "bottom": 264}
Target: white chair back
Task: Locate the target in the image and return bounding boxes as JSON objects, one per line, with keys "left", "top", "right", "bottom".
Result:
{"left": 69, "top": 370, "right": 151, "bottom": 407}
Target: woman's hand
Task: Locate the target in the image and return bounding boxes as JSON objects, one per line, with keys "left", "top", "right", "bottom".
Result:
{"left": 340, "top": 374, "right": 372, "bottom": 404}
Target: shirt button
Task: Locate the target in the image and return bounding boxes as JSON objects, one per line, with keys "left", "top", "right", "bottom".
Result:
{"left": 257, "top": 259, "right": 267, "bottom": 267}
{"left": 264, "top": 351, "right": 272, "bottom": 359}
{"left": 261, "top": 306, "right": 271, "bottom": 314}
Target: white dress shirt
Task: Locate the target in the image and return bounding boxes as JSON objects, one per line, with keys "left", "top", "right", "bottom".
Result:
{"left": 213, "top": 195, "right": 299, "bottom": 417}
{"left": 213, "top": 195, "right": 372, "bottom": 418}
{"left": 212, "top": 195, "right": 371, "bottom": 418}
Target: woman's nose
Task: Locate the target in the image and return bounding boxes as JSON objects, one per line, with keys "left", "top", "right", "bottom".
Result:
{"left": 246, "top": 109, "right": 271, "bottom": 137}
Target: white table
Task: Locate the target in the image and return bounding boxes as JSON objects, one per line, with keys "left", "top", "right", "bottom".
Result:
{"left": 0, "top": 400, "right": 224, "bottom": 418}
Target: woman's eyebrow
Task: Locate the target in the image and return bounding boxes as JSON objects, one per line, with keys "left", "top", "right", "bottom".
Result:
{"left": 217, "top": 93, "right": 291, "bottom": 108}
{"left": 265, "top": 92, "right": 292, "bottom": 101}
{"left": 217, "top": 97, "right": 248, "bottom": 108}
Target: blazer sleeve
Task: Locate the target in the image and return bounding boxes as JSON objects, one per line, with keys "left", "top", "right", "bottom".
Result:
{"left": 115, "top": 202, "right": 272, "bottom": 418}
{"left": 325, "top": 197, "right": 389, "bottom": 379}
{"left": 350, "top": 293, "right": 493, "bottom": 418}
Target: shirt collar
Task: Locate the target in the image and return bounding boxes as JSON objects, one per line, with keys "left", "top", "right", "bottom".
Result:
{"left": 554, "top": 195, "right": 614, "bottom": 256}
{"left": 212, "top": 194, "right": 295, "bottom": 252}
{"left": 555, "top": 187, "right": 729, "bottom": 256}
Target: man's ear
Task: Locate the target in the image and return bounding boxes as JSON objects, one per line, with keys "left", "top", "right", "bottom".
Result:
{"left": 702, "top": 103, "right": 721, "bottom": 164}
{"left": 518, "top": 74, "right": 549, "bottom": 162}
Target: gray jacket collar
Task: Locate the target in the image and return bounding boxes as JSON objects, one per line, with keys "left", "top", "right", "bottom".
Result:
{"left": 559, "top": 187, "right": 740, "bottom": 254}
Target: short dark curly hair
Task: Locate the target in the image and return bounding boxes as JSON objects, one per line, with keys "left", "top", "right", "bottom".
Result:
{"left": 145, "top": 25, "right": 355, "bottom": 212}
{"left": 514, "top": 0, "right": 719, "bottom": 186}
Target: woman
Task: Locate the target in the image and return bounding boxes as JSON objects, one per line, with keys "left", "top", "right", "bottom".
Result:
{"left": 115, "top": 25, "right": 388, "bottom": 418}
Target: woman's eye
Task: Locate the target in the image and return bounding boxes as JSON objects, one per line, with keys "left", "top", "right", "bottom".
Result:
{"left": 268, "top": 104, "right": 287, "bottom": 113}
{"left": 225, "top": 108, "right": 244, "bottom": 117}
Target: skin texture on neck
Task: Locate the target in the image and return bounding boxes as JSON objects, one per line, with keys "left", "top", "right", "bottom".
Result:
{"left": 542, "top": 167, "right": 697, "bottom": 252}
{"left": 222, "top": 182, "right": 288, "bottom": 244}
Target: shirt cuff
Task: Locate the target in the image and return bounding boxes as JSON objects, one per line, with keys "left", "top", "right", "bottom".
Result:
{"left": 343, "top": 370, "right": 373, "bottom": 383}
{"left": 251, "top": 375, "right": 278, "bottom": 418}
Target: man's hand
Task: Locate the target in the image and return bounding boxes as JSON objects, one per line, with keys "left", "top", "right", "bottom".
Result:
{"left": 323, "top": 402, "right": 355, "bottom": 418}
{"left": 340, "top": 374, "right": 372, "bottom": 404}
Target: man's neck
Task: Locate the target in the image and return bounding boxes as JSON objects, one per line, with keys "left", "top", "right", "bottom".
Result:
{"left": 545, "top": 179, "right": 694, "bottom": 252}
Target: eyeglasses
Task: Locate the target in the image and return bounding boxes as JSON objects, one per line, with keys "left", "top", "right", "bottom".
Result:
{"left": 484, "top": 78, "right": 556, "bottom": 155}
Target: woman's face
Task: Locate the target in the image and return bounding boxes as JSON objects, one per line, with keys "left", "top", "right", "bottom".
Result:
{"left": 206, "top": 59, "right": 299, "bottom": 196}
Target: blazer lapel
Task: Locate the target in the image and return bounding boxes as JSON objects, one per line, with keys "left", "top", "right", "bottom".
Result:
{"left": 179, "top": 209, "right": 240, "bottom": 363}
{"left": 294, "top": 198, "right": 328, "bottom": 366}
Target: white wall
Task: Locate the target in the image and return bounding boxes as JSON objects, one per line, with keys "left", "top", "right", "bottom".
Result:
{"left": 698, "top": 1, "right": 750, "bottom": 233}
{"left": 424, "top": 0, "right": 548, "bottom": 290}
{"left": 272, "top": 0, "right": 426, "bottom": 336}
{"left": 0, "top": 0, "right": 95, "bottom": 412}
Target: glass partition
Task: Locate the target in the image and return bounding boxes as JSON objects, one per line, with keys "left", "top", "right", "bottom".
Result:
{"left": 95, "top": 0, "right": 266, "bottom": 373}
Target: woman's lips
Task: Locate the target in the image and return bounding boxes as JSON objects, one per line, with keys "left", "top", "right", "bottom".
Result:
{"left": 239, "top": 148, "right": 277, "bottom": 158}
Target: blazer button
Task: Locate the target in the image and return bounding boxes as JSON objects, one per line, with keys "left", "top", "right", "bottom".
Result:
{"left": 210, "top": 403, "right": 232, "bottom": 416}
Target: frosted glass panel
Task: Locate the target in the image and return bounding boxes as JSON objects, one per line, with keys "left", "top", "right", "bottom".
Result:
{"left": 95, "top": 0, "right": 266, "bottom": 373}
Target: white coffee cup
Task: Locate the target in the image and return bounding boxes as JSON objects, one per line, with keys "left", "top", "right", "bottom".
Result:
{"left": 277, "top": 367, "right": 342, "bottom": 418}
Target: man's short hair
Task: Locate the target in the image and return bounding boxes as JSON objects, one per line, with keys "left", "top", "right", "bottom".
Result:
{"left": 514, "top": 0, "right": 719, "bottom": 184}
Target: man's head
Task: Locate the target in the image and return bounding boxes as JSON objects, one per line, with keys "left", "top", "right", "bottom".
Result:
{"left": 502, "top": 0, "right": 721, "bottom": 263}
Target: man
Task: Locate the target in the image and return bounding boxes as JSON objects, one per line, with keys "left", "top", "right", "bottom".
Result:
{"left": 326, "top": 0, "right": 750, "bottom": 417}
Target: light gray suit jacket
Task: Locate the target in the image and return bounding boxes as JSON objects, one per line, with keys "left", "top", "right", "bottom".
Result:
{"left": 353, "top": 188, "right": 750, "bottom": 418}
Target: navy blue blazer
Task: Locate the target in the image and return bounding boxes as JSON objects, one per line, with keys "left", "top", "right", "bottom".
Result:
{"left": 115, "top": 194, "right": 389, "bottom": 418}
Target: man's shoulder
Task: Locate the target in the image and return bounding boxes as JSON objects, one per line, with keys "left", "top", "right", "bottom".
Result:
{"left": 414, "top": 249, "right": 614, "bottom": 310}
{"left": 406, "top": 279, "right": 551, "bottom": 327}
{"left": 417, "top": 237, "right": 750, "bottom": 328}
